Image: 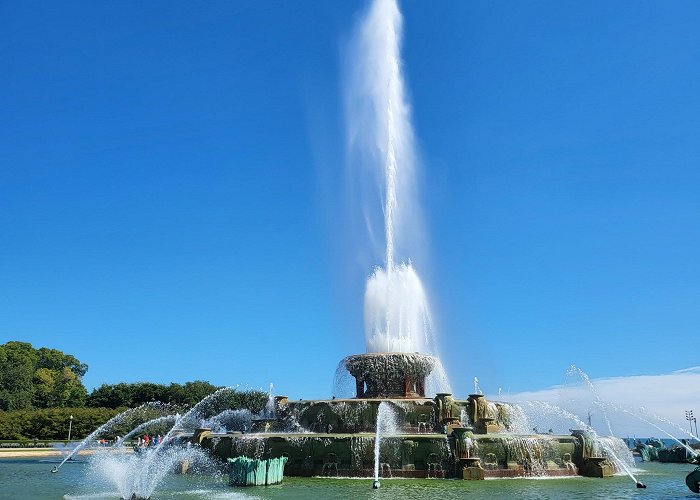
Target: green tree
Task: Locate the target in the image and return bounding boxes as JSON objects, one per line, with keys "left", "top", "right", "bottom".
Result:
{"left": 167, "top": 381, "right": 220, "bottom": 407}
{"left": 33, "top": 367, "right": 88, "bottom": 408}
{"left": 36, "top": 347, "right": 87, "bottom": 377}
{"left": 0, "top": 342, "right": 38, "bottom": 410}
{"left": 86, "top": 383, "right": 136, "bottom": 409}
{"left": 0, "top": 342, "right": 88, "bottom": 410}
{"left": 0, "top": 407, "right": 124, "bottom": 440}
{"left": 85, "top": 381, "right": 267, "bottom": 414}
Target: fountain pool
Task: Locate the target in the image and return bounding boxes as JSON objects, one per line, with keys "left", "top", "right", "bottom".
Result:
{"left": 3, "top": 458, "right": 696, "bottom": 499}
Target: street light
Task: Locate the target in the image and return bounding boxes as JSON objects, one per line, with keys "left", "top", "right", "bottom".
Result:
{"left": 67, "top": 415, "right": 74, "bottom": 442}
{"left": 686, "top": 410, "right": 698, "bottom": 440}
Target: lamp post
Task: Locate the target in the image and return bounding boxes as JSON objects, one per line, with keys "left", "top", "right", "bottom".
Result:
{"left": 67, "top": 415, "right": 74, "bottom": 442}
{"left": 686, "top": 410, "right": 696, "bottom": 440}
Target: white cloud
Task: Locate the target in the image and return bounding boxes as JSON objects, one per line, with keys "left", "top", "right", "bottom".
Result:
{"left": 491, "top": 368, "right": 700, "bottom": 438}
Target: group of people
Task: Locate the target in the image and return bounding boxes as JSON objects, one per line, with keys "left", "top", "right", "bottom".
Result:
{"left": 136, "top": 434, "right": 163, "bottom": 447}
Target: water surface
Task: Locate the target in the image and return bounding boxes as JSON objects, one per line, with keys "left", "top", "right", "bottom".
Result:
{"left": 0, "top": 458, "right": 696, "bottom": 500}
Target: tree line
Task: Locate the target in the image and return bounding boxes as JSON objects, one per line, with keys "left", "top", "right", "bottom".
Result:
{"left": 0, "top": 342, "right": 267, "bottom": 440}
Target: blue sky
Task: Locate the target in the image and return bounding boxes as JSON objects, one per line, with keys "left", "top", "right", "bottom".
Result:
{"left": 2, "top": 0, "right": 699, "bottom": 419}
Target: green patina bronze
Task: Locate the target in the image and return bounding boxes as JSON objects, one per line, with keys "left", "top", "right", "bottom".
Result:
{"left": 228, "top": 456, "right": 288, "bottom": 486}
{"left": 687, "top": 467, "right": 700, "bottom": 493}
{"left": 635, "top": 438, "right": 697, "bottom": 464}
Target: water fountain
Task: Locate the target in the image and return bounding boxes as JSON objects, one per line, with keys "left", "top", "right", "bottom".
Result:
{"left": 63, "top": 0, "right": 686, "bottom": 496}
{"left": 111, "top": 0, "right": 640, "bottom": 488}
{"left": 89, "top": 443, "right": 214, "bottom": 500}
{"left": 191, "top": 369, "right": 633, "bottom": 481}
{"left": 68, "top": 388, "right": 261, "bottom": 499}
{"left": 53, "top": 402, "right": 172, "bottom": 472}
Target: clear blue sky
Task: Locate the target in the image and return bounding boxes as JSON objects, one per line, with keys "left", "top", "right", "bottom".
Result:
{"left": 2, "top": 1, "right": 699, "bottom": 400}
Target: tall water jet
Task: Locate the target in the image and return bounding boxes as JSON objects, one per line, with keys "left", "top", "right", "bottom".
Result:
{"left": 373, "top": 401, "right": 398, "bottom": 488}
{"left": 265, "top": 383, "right": 276, "bottom": 418}
{"left": 346, "top": 0, "right": 449, "bottom": 393}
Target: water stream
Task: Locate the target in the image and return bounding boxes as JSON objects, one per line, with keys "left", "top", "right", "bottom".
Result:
{"left": 55, "top": 402, "right": 170, "bottom": 471}
{"left": 523, "top": 401, "right": 639, "bottom": 484}
{"left": 115, "top": 415, "right": 177, "bottom": 447}
{"left": 373, "top": 402, "right": 398, "bottom": 487}
{"left": 567, "top": 365, "right": 615, "bottom": 436}
{"left": 597, "top": 401, "right": 698, "bottom": 457}
{"left": 346, "top": 0, "right": 448, "bottom": 395}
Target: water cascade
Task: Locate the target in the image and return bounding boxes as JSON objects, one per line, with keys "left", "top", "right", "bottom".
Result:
{"left": 499, "top": 436, "right": 557, "bottom": 477}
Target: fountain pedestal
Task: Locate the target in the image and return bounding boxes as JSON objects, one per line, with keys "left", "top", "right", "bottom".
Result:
{"left": 579, "top": 456, "right": 614, "bottom": 478}
{"left": 476, "top": 417, "right": 499, "bottom": 435}
{"left": 343, "top": 353, "right": 436, "bottom": 398}
{"left": 460, "top": 458, "right": 485, "bottom": 480}
{"left": 452, "top": 426, "right": 484, "bottom": 480}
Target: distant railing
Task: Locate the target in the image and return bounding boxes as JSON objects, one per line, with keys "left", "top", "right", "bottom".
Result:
{"left": 0, "top": 440, "right": 76, "bottom": 449}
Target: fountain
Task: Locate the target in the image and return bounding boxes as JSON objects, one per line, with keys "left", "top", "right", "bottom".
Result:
{"left": 192, "top": 368, "right": 632, "bottom": 481}
{"left": 54, "top": 402, "right": 172, "bottom": 472}
{"left": 66, "top": 0, "right": 678, "bottom": 496}
{"left": 110, "top": 0, "right": 639, "bottom": 488}
{"left": 70, "top": 388, "right": 264, "bottom": 499}
{"left": 89, "top": 443, "right": 214, "bottom": 500}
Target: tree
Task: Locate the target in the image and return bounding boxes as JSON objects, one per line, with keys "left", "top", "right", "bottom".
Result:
{"left": 33, "top": 367, "right": 88, "bottom": 408}
{"left": 0, "top": 342, "right": 39, "bottom": 410}
{"left": 86, "top": 383, "right": 135, "bottom": 409}
{"left": 85, "top": 381, "right": 267, "bottom": 414}
{"left": 0, "top": 342, "right": 88, "bottom": 410}
{"left": 36, "top": 347, "right": 87, "bottom": 377}
{"left": 167, "top": 381, "right": 220, "bottom": 407}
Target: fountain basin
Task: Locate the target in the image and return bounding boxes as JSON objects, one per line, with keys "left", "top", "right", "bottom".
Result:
{"left": 342, "top": 353, "right": 436, "bottom": 398}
